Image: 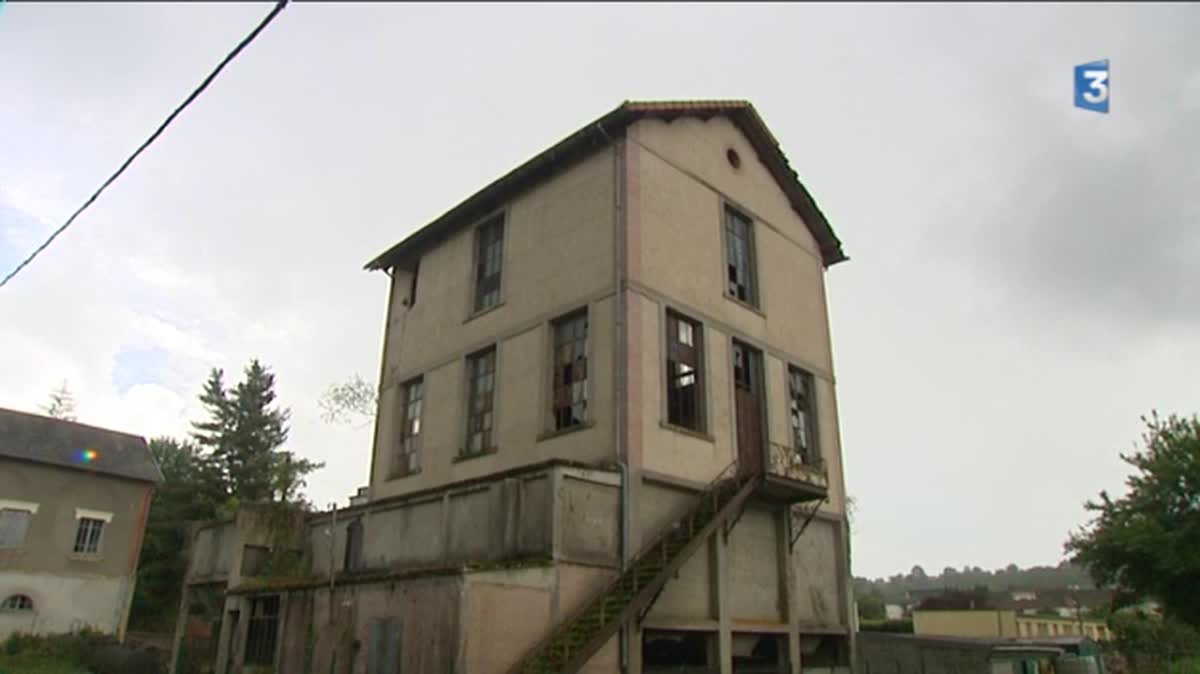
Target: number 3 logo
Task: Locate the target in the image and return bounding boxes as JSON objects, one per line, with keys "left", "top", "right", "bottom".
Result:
{"left": 1082, "top": 70, "right": 1109, "bottom": 104}
{"left": 1075, "top": 60, "right": 1110, "bottom": 113}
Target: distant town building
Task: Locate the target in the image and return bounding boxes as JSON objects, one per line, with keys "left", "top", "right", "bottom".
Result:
{"left": 0, "top": 408, "right": 162, "bottom": 640}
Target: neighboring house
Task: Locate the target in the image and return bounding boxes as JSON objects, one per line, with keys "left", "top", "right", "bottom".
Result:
{"left": 174, "top": 99, "right": 853, "bottom": 674}
{"left": 913, "top": 609, "right": 1112, "bottom": 642}
{"left": 0, "top": 407, "right": 162, "bottom": 640}
{"left": 858, "top": 633, "right": 1063, "bottom": 674}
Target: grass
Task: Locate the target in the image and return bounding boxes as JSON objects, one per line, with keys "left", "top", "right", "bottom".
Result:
{"left": 0, "top": 652, "right": 91, "bottom": 674}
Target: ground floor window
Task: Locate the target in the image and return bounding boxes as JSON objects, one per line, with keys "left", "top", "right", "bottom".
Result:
{"left": 244, "top": 595, "right": 280, "bottom": 665}
{"left": 733, "top": 633, "right": 788, "bottom": 673}
{"left": 643, "top": 629, "right": 716, "bottom": 673}
{"left": 0, "top": 594, "right": 32, "bottom": 612}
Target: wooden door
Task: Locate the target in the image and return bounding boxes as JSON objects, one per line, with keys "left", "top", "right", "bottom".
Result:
{"left": 733, "top": 341, "right": 764, "bottom": 477}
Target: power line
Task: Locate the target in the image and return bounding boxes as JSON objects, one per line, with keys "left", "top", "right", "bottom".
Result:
{"left": 1, "top": 0, "right": 288, "bottom": 290}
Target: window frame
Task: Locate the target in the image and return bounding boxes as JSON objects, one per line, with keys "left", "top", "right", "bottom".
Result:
{"left": 548, "top": 308, "right": 590, "bottom": 433}
{"left": 0, "top": 594, "right": 33, "bottom": 612}
{"left": 392, "top": 376, "right": 424, "bottom": 478}
{"left": 470, "top": 214, "right": 506, "bottom": 316}
{"left": 462, "top": 346, "right": 499, "bottom": 457}
{"left": 664, "top": 310, "right": 707, "bottom": 434}
{"left": 787, "top": 364, "right": 820, "bottom": 465}
{"left": 722, "top": 205, "right": 760, "bottom": 308}
{"left": 244, "top": 595, "right": 280, "bottom": 666}
{"left": 72, "top": 516, "right": 106, "bottom": 556}
{"left": 0, "top": 501, "right": 37, "bottom": 549}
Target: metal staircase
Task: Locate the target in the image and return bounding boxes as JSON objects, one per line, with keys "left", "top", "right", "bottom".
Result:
{"left": 508, "top": 464, "right": 760, "bottom": 674}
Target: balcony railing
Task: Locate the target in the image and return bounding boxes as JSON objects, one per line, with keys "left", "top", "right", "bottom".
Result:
{"left": 766, "top": 442, "right": 829, "bottom": 492}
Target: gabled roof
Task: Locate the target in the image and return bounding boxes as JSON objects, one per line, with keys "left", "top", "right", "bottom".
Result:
{"left": 365, "top": 99, "right": 847, "bottom": 272}
{"left": 0, "top": 407, "right": 163, "bottom": 484}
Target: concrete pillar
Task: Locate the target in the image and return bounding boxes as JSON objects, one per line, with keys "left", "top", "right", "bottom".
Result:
{"left": 167, "top": 583, "right": 191, "bottom": 674}
{"left": 780, "top": 510, "right": 801, "bottom": 674}
{"left": 716, "top": 531, "right": 732, "bottom": 674}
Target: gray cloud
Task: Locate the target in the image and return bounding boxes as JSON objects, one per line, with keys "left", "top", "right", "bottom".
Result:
{"left": 2, "top": 3, "right": 1197, "bottom": 578}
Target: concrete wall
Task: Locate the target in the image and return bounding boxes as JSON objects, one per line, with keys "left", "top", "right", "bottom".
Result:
{"left": 461, "top": 564, "right": 618, "bottom": 674}
{"left": 858, "top": 633, "right": 993, "bottom": 674}
{"left": 371, "top": 146, "right": 618, "bottom": 502}
{"left": 913, "top": 610, "right": 1019, "bottom": 639}
{"left": 189, "top": 521, "right": 236, "bottom": 581}
{"left": 0, "top": 571, "right": 128, "bottom": 638}
{"left": 0, "top": 458, "right": 152, "bottom": 638}
{"left": 316, "top": 475, "right": 550, "bottom": 575}
{"left": 792, "top": 518, "right": 846, "bottom": 629}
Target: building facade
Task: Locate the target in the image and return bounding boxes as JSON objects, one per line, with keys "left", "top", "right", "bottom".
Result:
{"left": 179, "top": 100, "right": 854, "bottom": 674}
{"left": 913, "top": 610, "right": 1112, "bottom": 642}
{"left": 0, "top": 408, "right": 162, "bottom": 640}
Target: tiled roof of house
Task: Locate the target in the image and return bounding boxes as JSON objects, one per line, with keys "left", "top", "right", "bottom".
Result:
{"left": 0, "top": 407, "right": 163, "bottom": 484}
{"left": 365, "top": 99, "right": 847, "bottom": 272}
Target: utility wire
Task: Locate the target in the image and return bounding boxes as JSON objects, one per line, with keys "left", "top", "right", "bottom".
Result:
{"left": 1, "top": 0, "right": 288, "bottom": 290}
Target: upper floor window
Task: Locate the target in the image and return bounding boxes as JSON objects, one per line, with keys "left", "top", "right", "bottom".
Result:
{"left": 73, "top": 517, "right": 106, "bottom": 556}
{"left": 0, "top": 595, "right": 32, "bottom": 612}
{"left": 465, "top": 347, "right": 497, "bottom": 455}
{"left": 788, "top": 366, "right": 818, "bottom": 462}
{"left": 473, "top": 216, "right": 505, "bottom": 313}
{"left": 0, "top": 501, "right": 36, "bottom": 548}
{"left": 666, "top": 312, "right": 706, "bottom": 432}
{"left": 393, "top": 376, "right": 423, "bottom": 477}
{"left": 551, "top": 311, "right": 589, "bottom": 431}
{"left": 724, "top": 207, "right": 759, "bottom": 307}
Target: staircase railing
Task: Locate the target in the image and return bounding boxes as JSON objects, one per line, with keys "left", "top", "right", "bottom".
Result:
{"left": 507, "top": 460, "right": 757, "bottom": 674}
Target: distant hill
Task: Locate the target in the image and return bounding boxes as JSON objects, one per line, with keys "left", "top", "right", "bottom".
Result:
{"left": 854, "top": 562, "right": 1097, "bottom": 605}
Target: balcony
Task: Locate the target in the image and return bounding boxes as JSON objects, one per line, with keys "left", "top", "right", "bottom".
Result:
{"left": 760, "top": 442, "right": 829, "bottom": 504}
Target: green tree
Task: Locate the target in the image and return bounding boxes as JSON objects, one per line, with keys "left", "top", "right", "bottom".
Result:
{"left": 192, "top": 360, "right": 322, "bottom": 504}
{"left": 1065, "top": 412, "right": 1200, "bottom": 627}
{"left": 131, "top": 437, "right": 225, "bottom": 629}
{"left": 41, "top": 380, "right": 77, "bottom": 421}
{"left": 857, "top": 587, "right": 886, "bottom": 620}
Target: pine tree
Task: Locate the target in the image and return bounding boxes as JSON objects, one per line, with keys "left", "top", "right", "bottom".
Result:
{"left": 191, "top": 360, "right": 322, "bottom": 505}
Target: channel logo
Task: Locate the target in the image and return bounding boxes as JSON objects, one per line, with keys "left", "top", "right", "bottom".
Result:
{"left": 1075, "top": 60, "right": 1110, "bottom": 113}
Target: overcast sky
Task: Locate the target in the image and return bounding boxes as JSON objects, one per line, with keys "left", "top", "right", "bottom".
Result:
{"left": 2, "top": 3, "right": 1197, "bottom": 580}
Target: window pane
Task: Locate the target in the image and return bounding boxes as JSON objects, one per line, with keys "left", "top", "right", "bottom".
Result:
{"left": 0, "top": 510, "right": 31, "bottom": 548}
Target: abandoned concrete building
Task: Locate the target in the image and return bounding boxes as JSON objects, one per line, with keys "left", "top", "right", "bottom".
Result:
{"left": 174, "top": 99, "right": 853, "bottom": 674}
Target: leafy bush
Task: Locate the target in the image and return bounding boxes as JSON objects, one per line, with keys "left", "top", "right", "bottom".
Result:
{"left": 0, "top": 630, "right": 164, "bottom": 674}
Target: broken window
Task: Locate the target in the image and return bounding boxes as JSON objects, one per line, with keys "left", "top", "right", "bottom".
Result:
{"left": 244, "top": 595, "right": 280, "bottom": 666}
{"left": 643, "top": 629, "right": 716, "bottom": 672}
{"left": 394, "top": 377, "right": 423, "bottom": 477}
{"left": 551, "top": 310, "right": 588, "bottom": 430}
{"left": 0, "top": 508, "right": 32, "bottom": 548}
{"left": 725, "top": 206, "right": 758, "bottom": 306}
{"left": 464, "top": 347, "right": 497, "bottom": 455}
{"left": 473, "top": 216, "right": 504, "bottom": 313}
{"left": 1, "top": 595, "right": 32, "bottom": 612}
{"left": 666, "top": 312, "right": 705, "bottom": 432}
{"left": 73, "top": 517, "right": 105, "bottom": 555}
{"left": 733, "top": 633, "right": 788, "bottom": 673}
{"left": 240, "top": 545, "right": 270, "bottom": 577}
{"left": 788, "top": 366, "right": 818, "bottom": 463}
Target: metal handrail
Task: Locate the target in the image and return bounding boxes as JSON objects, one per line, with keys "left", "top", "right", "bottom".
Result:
{"left": 509, "top": 459, "right": 744, "bottom": 671}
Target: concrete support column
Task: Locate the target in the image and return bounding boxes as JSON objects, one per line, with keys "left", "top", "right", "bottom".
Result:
{"left": 780, "top": 510, "right": 802, "bottom": 674}
{"left": 715, "top": 532, "right": 732, "bottom": 674}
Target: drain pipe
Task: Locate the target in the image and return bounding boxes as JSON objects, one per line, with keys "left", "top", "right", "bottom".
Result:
{"left": 601, "top": 121, "right": 633, "bottom": 674}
